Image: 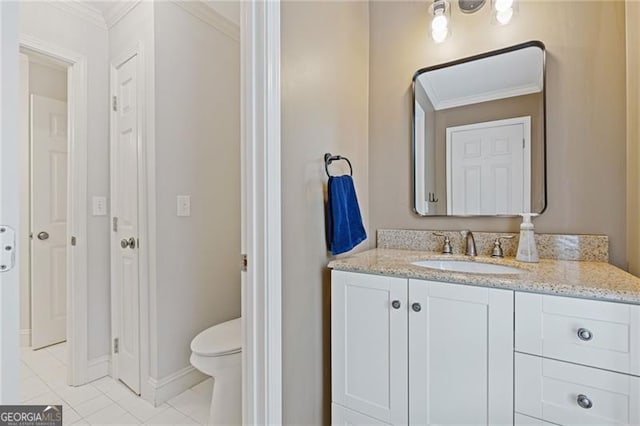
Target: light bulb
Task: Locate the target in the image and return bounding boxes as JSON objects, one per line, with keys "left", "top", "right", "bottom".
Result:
{"left": 496, "top": 7, "right": 513, "bottom": 24}
{"left": 432, "top": 27, "right": 449, "bottom": 43}
{"left": 494, "top": 0, "right": 513, "bottom": 12}
{"left": 431, "top": 10, "right": 448, "bottom": 32}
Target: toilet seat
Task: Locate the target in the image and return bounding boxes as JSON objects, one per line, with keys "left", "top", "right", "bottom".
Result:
{"left": 191, "top": 317, "right": 241, "bottom": 357}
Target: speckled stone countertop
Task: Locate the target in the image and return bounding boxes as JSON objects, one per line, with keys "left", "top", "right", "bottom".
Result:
{"left": 328, "top": 249, "right": 640, "bottom": 305}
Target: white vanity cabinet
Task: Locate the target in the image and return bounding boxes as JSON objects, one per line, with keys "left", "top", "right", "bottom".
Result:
{"left": 408, "top": 279, "right": 514, "bottom": 425}
{"left": 331, "top": 271, "right": 408, "bottom": 425}
{"left": 331, "top": 270, "right": 514, "bottom": 425}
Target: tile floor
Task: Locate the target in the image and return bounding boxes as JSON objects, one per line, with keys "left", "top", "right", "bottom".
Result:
{"left": 20, "top": 342, "right": 212, "bottom": 425}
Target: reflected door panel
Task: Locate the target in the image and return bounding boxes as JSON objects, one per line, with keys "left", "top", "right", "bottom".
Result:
{"left": 447, "top": 117, "right": 531, "bottom": 215}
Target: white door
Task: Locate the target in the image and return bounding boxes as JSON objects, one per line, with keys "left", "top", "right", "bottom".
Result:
{"left": 331, "top": 271, "right": 408, "bottom": 425}
{"left": 332, "top": 403, "right": 393, "bottom": 426}
{"left": 111, "top": 54, "right": 140, "bottom": 394}
{"left": 30, "top": 95, "right": 68, "bottom": 350}
{"left": 408, "top": 279, "right": 513, "bottom": 425}
{"left": 447, "top": 116, "right": 531, "bottom": 215}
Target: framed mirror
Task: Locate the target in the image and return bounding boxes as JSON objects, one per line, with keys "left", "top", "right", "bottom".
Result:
{"left": 412, "top": 41, "right": 546, "bottom": 217}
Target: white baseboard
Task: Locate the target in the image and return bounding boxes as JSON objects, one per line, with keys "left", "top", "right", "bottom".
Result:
{"left": 20, "top": 329, "right": 31, "bottom": 347}
{"left": 87, "top": 355, "right": 111, "bottom": 382}
{"left": 147, "top": 365, "right": 206, "bottom": 406}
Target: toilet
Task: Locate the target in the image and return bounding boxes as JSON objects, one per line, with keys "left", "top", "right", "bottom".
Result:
{"left": 190, "top": 317, "right": 242, "bottom": 425}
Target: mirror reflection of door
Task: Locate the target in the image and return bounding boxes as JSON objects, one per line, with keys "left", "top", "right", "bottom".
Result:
{"left": 446, "top": 117, "right": 531, "bottom": 216}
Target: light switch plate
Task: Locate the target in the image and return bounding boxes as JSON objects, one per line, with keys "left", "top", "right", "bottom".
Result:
{"left": 177, "top": 195, "right": 191, "bottom": 217}
{"left": 92, "top": 196, "right": 107, "bottom": 216}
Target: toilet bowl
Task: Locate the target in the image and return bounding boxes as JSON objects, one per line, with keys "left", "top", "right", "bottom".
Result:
{"left": 190, "top": 317, "right": 242, "bottom": 425}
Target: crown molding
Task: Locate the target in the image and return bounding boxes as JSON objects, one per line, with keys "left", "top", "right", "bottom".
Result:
{"left": 103, "top": 0, "right": 142, "bottom": 29}
{"left": 170, "top": 0, "right": 240, "bottom": 42}
{"left": 48, "top": 0, "right": 108, "bottom": 29}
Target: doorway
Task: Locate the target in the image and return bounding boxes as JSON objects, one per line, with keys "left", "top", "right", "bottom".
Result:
{"left": 19, "top": 51, "right": 69, "bottom": 351}
{"left": 18, "top": 50, "right": 69, "bottom": 352}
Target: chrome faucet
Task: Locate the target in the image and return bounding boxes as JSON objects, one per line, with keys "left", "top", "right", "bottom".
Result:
{"left": 461, "top": 230, "right": 477, "bottom": 256}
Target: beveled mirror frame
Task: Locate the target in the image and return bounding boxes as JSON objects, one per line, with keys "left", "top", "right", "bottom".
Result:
{"left": 411, "top": 40, "right": 547, "bottom": 217}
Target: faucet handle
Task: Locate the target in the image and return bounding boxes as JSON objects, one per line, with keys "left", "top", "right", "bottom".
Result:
{"left": 491, "top": 235, "right": 515, "bottom": 258}
{"left": 433, "top": 232, "right": 453, "bottom": 255}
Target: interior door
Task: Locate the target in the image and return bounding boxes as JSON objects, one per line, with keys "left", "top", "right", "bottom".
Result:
{"left": 30, "top": 95, "right": 68, "bottom": 350}
{"left": 447, "top": 116, "right": 530, "bottom": 215}
{"left": 111, "top": 54, "right": 140, "bottom": 394}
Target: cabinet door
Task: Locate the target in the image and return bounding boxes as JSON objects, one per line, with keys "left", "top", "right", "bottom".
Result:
{"left": 332, "top": 404, "right": 393, "bottom": 426}
{"left": 332, "top": 271, "right": 408, "bottom": 425}
{"left": 409, "top": 279, "right": 514, "bottom": 425}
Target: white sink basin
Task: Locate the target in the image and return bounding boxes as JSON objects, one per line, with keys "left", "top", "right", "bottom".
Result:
{"left": 411, "top": 259, "right": 525, "bottom": 275}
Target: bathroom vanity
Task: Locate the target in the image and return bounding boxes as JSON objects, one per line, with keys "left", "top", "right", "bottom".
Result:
{"left": 328, "top": 231, "right": 640, "bottom": 426}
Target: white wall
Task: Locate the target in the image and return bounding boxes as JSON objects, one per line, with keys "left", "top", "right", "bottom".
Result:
{"left": 19, "top": 2, "right": 110, "bottom": 361}
{"left": 205, "top": 1, "right": 240, "bottom": 26}
{"left": 29, "top": 61, "right": 67, "bottom": 101}
{"left": 154, "top": 1, "right": 241, "bottom": 381}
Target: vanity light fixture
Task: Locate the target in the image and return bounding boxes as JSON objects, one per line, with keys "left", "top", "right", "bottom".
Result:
{"left": 430, "top": 0, "right": 451, "bottom": 43}
{"left": 429, "top": 0, "right": 517, "bottom": 43}
{"left": 493, "top": 0, "right": 517, "bottom": 25}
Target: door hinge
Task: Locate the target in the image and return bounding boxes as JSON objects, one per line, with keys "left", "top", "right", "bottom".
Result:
{"left": 241, "top": 254, "right": 248, "bottom": 272}
{"left": 112, "top": 95, "right": 118, "bottom": 112}
{"left": 0, "top": 226, "right": 16, "bottom": 273}
{"left": 113, "top": 217, "right": 118, "bottom": 232}
{"left": 71, "top": 236, "right": 77, "bottom": 246}
{"left": 113, "top": 338, "right": 119, "bottom": 354}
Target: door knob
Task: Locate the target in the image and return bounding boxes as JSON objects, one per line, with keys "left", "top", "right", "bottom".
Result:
{"left": 391, "top": 300, "right": 401, "bottom": 310}
{"left": 412, "top": 302, "right": 422, "bottom": 312}
{"left": 120, "top": 239, "right": 130, "bottom": 249}
{"left": 37, "top": 231, "right": 49, "bottom": 241}
{"left": 128, "top": 237, "right": 136, "bottom": 249}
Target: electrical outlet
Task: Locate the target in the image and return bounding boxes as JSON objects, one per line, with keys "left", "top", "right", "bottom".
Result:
{"left": 92, "top": 196, "right": 107, "bottom": 216}
{"left": 177, "top": 195, "right": 191, "bottom": 217}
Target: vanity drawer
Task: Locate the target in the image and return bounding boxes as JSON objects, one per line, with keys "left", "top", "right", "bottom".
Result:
{"left": 514, "top": 413, "right": 556, "bottom": 425}
{"left": 515, "top": 292, "right": 640, "bottom": 375}
{"left": 515, "top": 353, "right": 640, "bottom": 425}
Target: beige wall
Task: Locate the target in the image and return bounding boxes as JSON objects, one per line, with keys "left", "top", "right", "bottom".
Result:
{"left": 369, "top": 1, "right": 628, "bottom": 268}
{"left": 281, "top": 1, "right": 370, "bottom": 423}
{"left": 627, "top": 1, "right": 640, "bottom": 275}
{"left": 154, "top": 1, "right": 241, "bottom": 380}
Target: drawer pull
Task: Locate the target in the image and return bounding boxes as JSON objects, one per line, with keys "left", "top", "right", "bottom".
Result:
{"left": 577, "top": 328, "right": 593, "bottom": 341}
{"left": 577, "top": 394, "right": 593, "bottom": 409}
{"left": 391, "top": 300, "right": 401, "bottom": 309}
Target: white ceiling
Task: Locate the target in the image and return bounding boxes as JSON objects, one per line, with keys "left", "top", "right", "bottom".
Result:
{"left": 417, "top": 46, "right": 544, "bottom": 111}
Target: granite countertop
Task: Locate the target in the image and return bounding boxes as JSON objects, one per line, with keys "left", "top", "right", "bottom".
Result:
{"left": 328, "top": 248, "right": 640, "bottom": 305}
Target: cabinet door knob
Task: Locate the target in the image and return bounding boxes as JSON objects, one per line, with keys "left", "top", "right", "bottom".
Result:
{"left": 37, "top": 231, "right": 49, "bottom": 241}
{"left": 577, "top": 394, "right": 593, "bottom": 409}
{"left": 577, "top": 328, "right": 593, "bottom": 341}
{"left": 412, "top": 302, "right": 422, "bottom": 312}
{"left": 120, "top": 239, "right": 130, "bottom": 249}
{"left": 391, "top": 300, "right": 401, "bottom": 310}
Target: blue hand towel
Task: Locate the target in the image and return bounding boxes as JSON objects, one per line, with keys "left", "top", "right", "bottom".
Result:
{"left": 327, "top": 175, "right": 367, "bottom": 255}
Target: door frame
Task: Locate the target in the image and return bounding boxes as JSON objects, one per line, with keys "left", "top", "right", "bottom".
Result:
{"left": 19, "top": 34, "right": 88, "bottom": 386}
{"left": 109, "top": 41, "right": 146, "bottom": 397}
{"left": 241, "top": 1, "right": 283, "bottom": 423}
{"left": 445, "top": 115, "right": 532, "bottom": 215}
